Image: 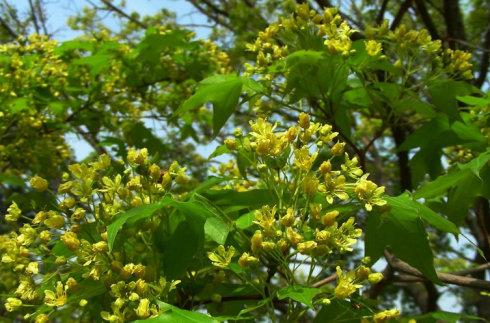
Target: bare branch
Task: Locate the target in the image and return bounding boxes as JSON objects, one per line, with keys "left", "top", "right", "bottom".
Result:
{"left": 312, "top": 273, "right": 337, "bottom": 288}
{"left": 376, "top": 0, "right": 389, "bottom": 25}
{"left": 390, "top": 0, "right": 413, "bottom": 31}
{"left": 442, "top": 0, "right": 467, "bottom": 49}
{"left": 413, "top": 0, "right": 440, "bottom": 40}
{"left": 475, "top": 25, "right": 490, "bottom": 88}
{"left": 28, "top": 0, "right": 41, "bottom": 34}
{"left": 99, "top": 0, "right": 147, "bottom": 29}
{"left": 385, "top": 251, "right": 490, "bottom": 291}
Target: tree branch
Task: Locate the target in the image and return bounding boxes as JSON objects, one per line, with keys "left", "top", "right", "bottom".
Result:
{"left": 475, "top": 25, "right": 490, "bottom": 88}
{"left": 442, "top": 0, "right": 467, "bottom": 49}
{"left": 385, "top": 251, "right": 490, "bottom": 291}
{"left": 413, "top": 0, "right": 440, "bottom": 40}
{"left": 28, "top": 0, "right": 40, "bottom": 34}
{"left": 376, "top": 0, "right": 390, "bottom": 25}
{"left": 390, "top": 0, "right": 413, "bottom": 31}
{"left": 99, "top": 0, "right": 147, "bottom": 29}
{"left": 312, "top": 273, "right": 337, "bottom": 288}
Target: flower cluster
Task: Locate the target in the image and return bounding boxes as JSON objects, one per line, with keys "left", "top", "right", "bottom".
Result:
{"left": 0, "top": 150, "right": 188, "bottom": 322}
{"left": 209, "top": 114, "right": 387, "bottom": 310}
{"left": 2, "top": 115, "right": 391, "bottom": 322}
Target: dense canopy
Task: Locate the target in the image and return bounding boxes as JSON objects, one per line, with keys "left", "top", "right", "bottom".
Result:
{"left": 0, "top": 1, "right": 489, "bottom": 322}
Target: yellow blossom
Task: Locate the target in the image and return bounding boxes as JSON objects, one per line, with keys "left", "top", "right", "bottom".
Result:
{"left": 34, "top": 314, "right": 50, "bottom": 323}
{"left": 135, "top": 298, "right": 151, "bottom": 318}
{"left": 373, "top": 309, "right": 400, "bottom": 322}
{"left": 238, "top": 252, "right": 259, "bottom": 267}
{"left": 4, "top": 297, "right": 22, "bottom": 312}
{"left": 334, "top": 266, "right": 362, "bottom": 299}
{"left": 208, "top": 245, "right": 235, "bottom": 268}
{"left": 5, "top": 201, "right": 21, "bottom": 222}
{"left": 26, "top": 261, "right": 39, "bottom": 275}
{"left": 44, "top": 281, "right": 67, "bottom": 307}
{"left": 365, "top": 40, "right": 382, "bottom": 56}
{"left": 30, "top": 175, "right": 48, "bottom": 192}
{"left": 61, "top": 231, "right": 80, "bottom": 251}
{"left": 355, "top": 175, "right": 386, "bottom": 211}
{"left": 369, "top": 273, "right": 384, "bottom": 284}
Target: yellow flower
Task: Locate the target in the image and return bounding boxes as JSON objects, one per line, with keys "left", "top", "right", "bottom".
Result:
{"left": 30, "top": 175, "right": 48, "bottom": 192}
{"left": 286, "top": 227, "right": 303, "bottom": 245}
{"left": 297, "top": 240, "right": 317, "bottom": 255}
{"left": 373, "top": 309, "right": 400, "bottom": 322}
{"left": 127, "top": 147, "right": 148, "bottom": 166}
{"left": 298, "top": 112, "right": 310, "bottom": 129}
{"left": 280, "top": 208, "right": 295, "bottom": 227}
{"left": 44, "top": 281, "right": 67, "bottom": 307}
{"left": 61, "top": 231, "right": 80, "bottom": 251}
{"left": 365, "top": 40, "right": 382, "bottom": 56}
{"left": 34, "top": 314, "right": 50, "bottom": 323}
{"left": 26, "top": 261, "right": 39, "bottom": 275}
{"left": 321, "top": 210, "right": 339, "bottom": 226}
{"left": 294, "top": 147, "right": 318, "bottom": 171}
{"left": 238, "top": 252, "right": 259, "bottom": 267}
{"left": 207, "top": 245, "right": 235, "bottom": 268}
{"left": 334, "top": 266, "right": 362, "bottom": 299}
{"left": 251, "top": 230, "right": 263, "bottom": 253}
{"left": 368, "top": 272, "right": 384, "bottom": 284}
{"left": 4, "top": 297, "right": 22, "bottom": 312}
{"left": 135, "top": 298, "right": 151, "bottom": 318}
{"left": 322, "top": 174, "right": 349, "bottom": 203}
{"left": 330, "top": 142, "right": 346, "bottom": 155}
{"left": 355, "top": 175, "right": 386, "bottom": 211}
{"left": 44, "top": 211, "right": 65, "bottom": 229}
{"left": 254, "top": 205, "right": 277, "bottom": 233}
{"left": 224, "top": 138, "right": 237, "bottom": 150}
{"left": 5, "top": 201, "right": 21, "bottom": 222}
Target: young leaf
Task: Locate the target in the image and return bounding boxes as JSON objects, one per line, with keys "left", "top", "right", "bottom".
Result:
{"left": 204, "top": 217, "right": 230, "bottom": 245}
{"left": 107, "top": 201, "right": 168, "bottom": 252}
{"left": 235, "top": 212, "right": 255, "bottom": 229}
{"left": 179, "top": 75, "right": 244, "bottom": 135}
{"left": 277, "top": 285, "right": 322, "bottom": 308}
{"left": 365, "top": 196, "right": 440, "bottom": 282}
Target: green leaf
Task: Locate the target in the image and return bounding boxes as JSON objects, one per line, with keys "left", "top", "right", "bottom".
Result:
{"left": 48, "top": 101, "right": 66, "bottom": 115}
{"left": 8, "top": 97, "right": 30, "bottom": 114}
{"left": 134, "top": 302, "right": 218, "bottom": 323}
{"left": 235, "top": 212, "right": 255, "bottom": 229}
{"left": 203, "top": 189, "right": 277, "bottom": 207}
{"left": 365, "top": 195, "right": 440, "bottom": 282}
{"left": 412, "top": 310, "right": 485, "bottom": 322}
{"left": 393, "top": 97, "right": 435, "bottom": 118}
{"left": 179, "top": 75, "right": 244, "bottom": 135}
{"left": 388, "top": 194, "right": 458, "bottom": 234}
{"left": 107, "top": 201, "right": 167, "bottom": 252}
{"left": 285, "top": 50, "right": 348, "bottom": 103}
{"left": 456, "top": 95, "right": 490, "bottom": 107}
{"left": 73, "top": 54, "right": 112, "bottom": 76}
{"left": 428, "top": 80, "right": 472, "bottom": 119}
{"left": 277, "top": 285, "right": 322, "bottom": 307}
{"left": 414, "top": 170, "right": 470, "bottom": 199}
{"left": 459, "top": 149, "right": 490, "bottom": 177}
{"left": 208, "top": 144, "right": 231, "bottom": 159}
{"left": 0, "top": 173, "right": 24, "bottom": 187}
{"left": 204, "top": 217, "right": 230, "bottom": 244}
{"left": 162, "top": 216, "right": 203, "bottom": 278}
